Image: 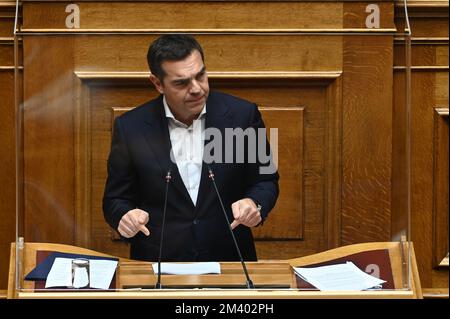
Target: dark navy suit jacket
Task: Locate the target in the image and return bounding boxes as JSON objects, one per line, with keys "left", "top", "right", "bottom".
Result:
{"left": 103, "top": 91, "right": 279, "bottom": 262}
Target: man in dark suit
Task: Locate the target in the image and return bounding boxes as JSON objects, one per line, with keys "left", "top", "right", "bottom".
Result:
{"left": 103, "top": 35, "right": 279, "bottom": 262}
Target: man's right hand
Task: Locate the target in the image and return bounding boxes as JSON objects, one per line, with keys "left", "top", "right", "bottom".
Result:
{"left": 118, "top": 209, "right": 150, "bottom": 238}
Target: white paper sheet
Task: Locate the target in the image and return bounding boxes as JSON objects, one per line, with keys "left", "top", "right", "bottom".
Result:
{"left": 293, "top": 261, "right": 386, "bottom": 291}
{"left": 152, "top": 262, "right": 221, "bottom": 275}
{"left": 45, "top": 257, "right": 118, "bottom": 289}
{"left": 45, "top": 258, "right": 72, "bottom": 288}
{"left": 89, "top": 259, "right": 118, "bottom": 289}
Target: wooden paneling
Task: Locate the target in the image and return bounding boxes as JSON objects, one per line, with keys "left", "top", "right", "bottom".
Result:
{"left": 257, "top": 107, "right": 305, "bottom": 240}
{"left": 0, "top": 0, "right": 18, "bottom": 292}
{"left": 341, "top": 34, "right": 393, "bottom": 244}
{"left": 73, "top": 35, "right": 343, "bottom": 72}
{"left": 0, "top": 17, "right": 14, "bottom": 37}
{"left": 22, "top": 2, "right": 345, "bottom": 30}
{"left": 0, "top": 68, "right": 16, "bottom": 292}
{"left": 432, "top": 108, "right": 448, "bottom": 268}
{"left": 393, "top": 0, "right": 449, "bottom": 293}
{"left": 23, "top": 36, "right": 76, "bottom": 244}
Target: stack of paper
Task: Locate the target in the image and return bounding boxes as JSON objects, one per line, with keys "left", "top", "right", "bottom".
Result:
{"left": 293, "top": 261, "right": 386, "bottom": 291}
{"left": 152, "top": 262, "right": 221, "bottom": 275}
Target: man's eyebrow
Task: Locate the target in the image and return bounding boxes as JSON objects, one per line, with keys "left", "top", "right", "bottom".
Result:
{"left": 171, "top": 78, "right": 189, "bottom": 84}
{"left": 171, "top": 66, "right": 206, "bottom": 84}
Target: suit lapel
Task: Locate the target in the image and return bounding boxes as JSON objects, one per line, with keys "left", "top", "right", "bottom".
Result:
{"left": 195, "top": 93, "right": 233, "bottom": 213}
{"left": 142, "top": 96, "right": 193, "bottom": 207}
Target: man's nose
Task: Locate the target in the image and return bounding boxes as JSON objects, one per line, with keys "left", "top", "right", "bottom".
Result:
{"left": 189, "top": 80, "right": 201, "bottom": 94}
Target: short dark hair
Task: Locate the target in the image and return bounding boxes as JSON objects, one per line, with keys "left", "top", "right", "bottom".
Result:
{"left": 147, "top": 34, "right": 205, "bottom": 80}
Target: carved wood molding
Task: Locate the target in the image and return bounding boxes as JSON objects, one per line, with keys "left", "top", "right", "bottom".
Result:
{"left": 432, "top": 107, "right": 449, "bottom": 268}
{"left": 393, "top": 66, "right": 449, "bottom": 70}
{"left": 435, "top": 107, "right": 450, "bottom": 116}
{"left": 18, "top": 28, "right": 398, "bottom": 34}
{"left": 0, "top": 66, "right": 22, "bottom": 70}
{"left": 403, "top": 0, "right": 449, "bottom": 6}
{"left": 18, "top": 0, "right": 398, "bottom": 2}
{"left": 0, "top": 2, "right": 16, "bottom": 9}
{"left": 394, "top": 37, "right": 449, "bottom": 44}
{"left": 0, "top": 36, "right": 14, "bottom": 43}
{"left": 439, "top": 254, "right": 449, "bottom": 267}
{"left": 396, "top": 0, "right": 449, "bottom": 18}
{"left": 75, "top": 70, "right": 343, "bottom": 86}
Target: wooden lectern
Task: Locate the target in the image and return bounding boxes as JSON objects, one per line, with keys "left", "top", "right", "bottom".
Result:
{"left": 8, "top": 241, "right": 422, "bottom": 299}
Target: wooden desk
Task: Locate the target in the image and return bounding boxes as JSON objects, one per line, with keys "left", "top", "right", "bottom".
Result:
{"left": 8, "top": 241, "right": 422, "bottom": 299}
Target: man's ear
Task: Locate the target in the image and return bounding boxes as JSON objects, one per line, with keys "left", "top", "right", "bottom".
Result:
{"left": 150, "top": 74, "right": 164, "bottom": 94}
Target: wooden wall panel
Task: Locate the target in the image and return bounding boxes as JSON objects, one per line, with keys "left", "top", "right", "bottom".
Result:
{"left": 0, "top": 18, "right": 14, "bottom": 37}
{"left": 394, "top": 0, "right": 449, "bottom": 295}
{"left": 74, "top": 35, "right": 343, "bottom": 72}
{"left": 0, "top": 0, "right": 18, "bottom": 292}
{"left": 341, "top": 35, "right": 393, "bottom": 244}
{"left": 0, "top": 69, "right": 16, "bottom": 290}
{"left": 23, "top": 36, "right": 76, "bottom": 244}
{"left": 256, "top": 107, "right": 304, "bottom": 240}
{"left": 23, "top": 2, "right": 345, "bottom": 30}
{"left": 432, "top": 108, "right": 448, "bottom": 268}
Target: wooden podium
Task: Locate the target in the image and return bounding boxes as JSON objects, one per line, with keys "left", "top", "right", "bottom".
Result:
{"left": 8, "top": 241, "right": 422, "bottom": 299}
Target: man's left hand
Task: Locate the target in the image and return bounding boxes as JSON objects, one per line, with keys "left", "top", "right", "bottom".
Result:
{"left": 230, "top": 198, "right": 261, "bottom": 230}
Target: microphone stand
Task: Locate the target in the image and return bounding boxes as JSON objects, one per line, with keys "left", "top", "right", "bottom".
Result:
{"left": 208, "top": 167, "right": 254, "bottom": 289}
{"left": 155, "top": 170, "right": 171, "bottom": 289}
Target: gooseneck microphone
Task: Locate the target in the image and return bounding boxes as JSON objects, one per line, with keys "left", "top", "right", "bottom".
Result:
{"left": 207, "top": 167, "right": 255, "bottom": 289}
{"left": 155, "top": 170, "right": 171, "bottom": 289}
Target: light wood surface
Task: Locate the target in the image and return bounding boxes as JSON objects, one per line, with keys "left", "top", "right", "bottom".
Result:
{"left": 8, "top": 241, "right": 421, "bottom": 299}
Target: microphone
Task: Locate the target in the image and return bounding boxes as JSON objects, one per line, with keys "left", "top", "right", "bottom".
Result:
{"left": 155, "top": 170, "right": 172, "bottom": 289}
{"left": 207, "top": 166, "right": 255, "bottom": 289}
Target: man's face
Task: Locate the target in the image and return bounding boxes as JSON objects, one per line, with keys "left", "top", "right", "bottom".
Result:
{"left": 150, "top": 50, "right": 209, "bottom": 125}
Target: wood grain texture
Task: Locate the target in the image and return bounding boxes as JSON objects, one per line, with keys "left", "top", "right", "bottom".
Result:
{"left": 432, "top": 108, "right": 448, "bottom": 268}
{"left": 394, "top": 41, "right": 449, "bottom": 67}
{"left": 393, "top": 0, "right": 448, "bottom": 293}
{"left": 23, "top": 36, "right": 76, "bottom": 244}
{"left": 401, "top": 2, "right": 448, "bottom": 292}
{"left": 0, "top": 1, "right": 18, "bottom": 291}
{"left": 408, "top": 71, "right": 448, "bottom": 288}
{"left": 74, "top": 35, "right": 342, "bottom": 72}
{"left": 255, "top": 107, "right": 304, "bottom": 240}
{"left": 0, "top": 70, "right": 16, "bottom": 291}
{"left": 22, "top": 2, "right": 344, "bottom": 30}
{"left": 341, "top": 34, "right": 393, "bottom": 244}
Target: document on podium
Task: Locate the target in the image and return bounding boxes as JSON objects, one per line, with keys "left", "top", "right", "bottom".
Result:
{"left": 45, "top": 257, "right": 118, "bottom": 289}
{"left": 152, "top": 262, "right": 221, "bottom": 275}
{"left": 293, "top": 261, "right": 386, "bottom": 291}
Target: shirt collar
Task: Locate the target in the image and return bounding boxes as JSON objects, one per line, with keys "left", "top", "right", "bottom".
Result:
{"left": 163, "top": 95, "right": 206, "bottom": 127}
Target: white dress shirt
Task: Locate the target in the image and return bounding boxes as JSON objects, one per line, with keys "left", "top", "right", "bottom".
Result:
{"left": 163, "top": 96, "right": 206, "bottom": 206}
